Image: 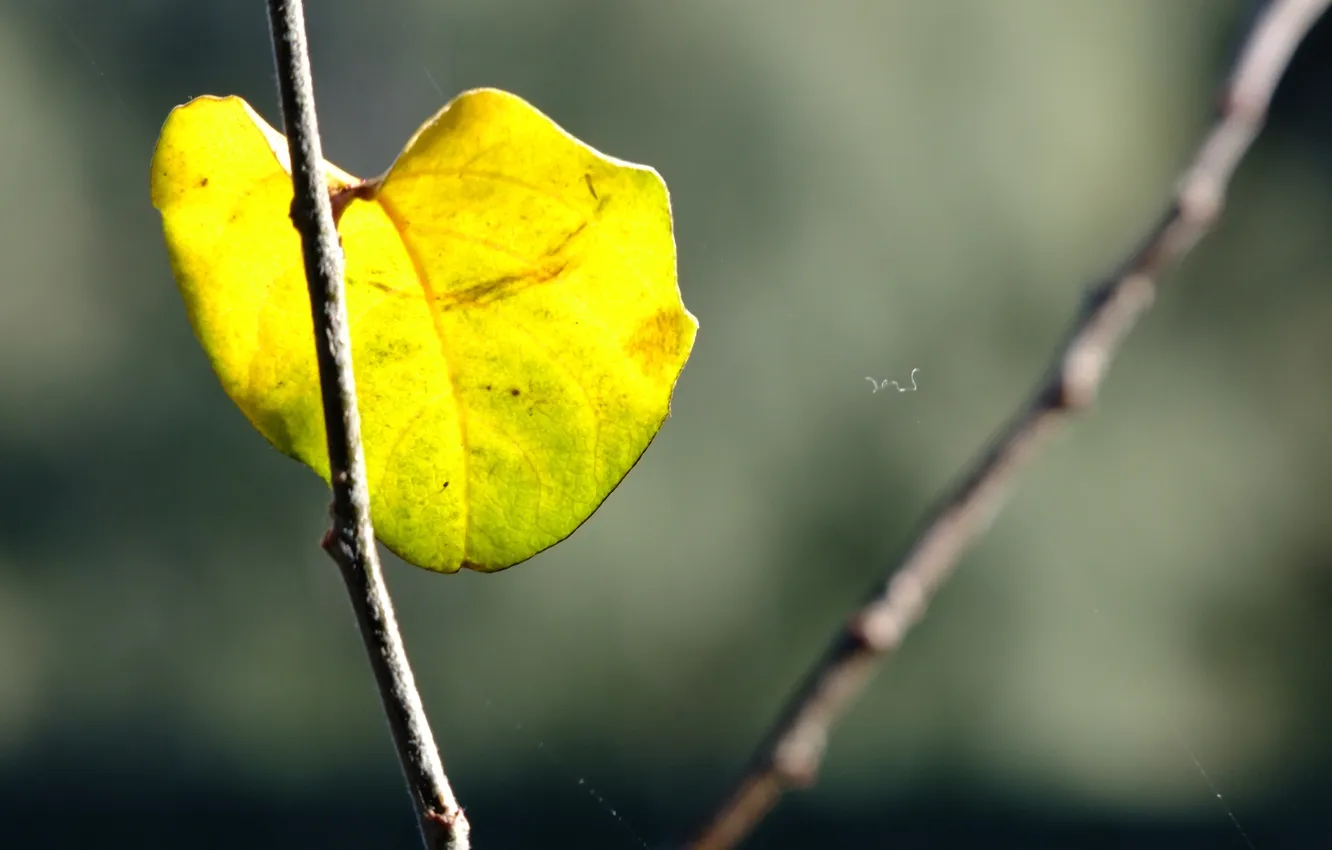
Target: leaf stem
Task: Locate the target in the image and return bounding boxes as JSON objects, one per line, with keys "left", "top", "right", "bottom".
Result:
{"left": 264, "top": 2, "right": 470, "bottom": 848}
{"left": 686, "top": 2, "right": 1329, "bottom": 848}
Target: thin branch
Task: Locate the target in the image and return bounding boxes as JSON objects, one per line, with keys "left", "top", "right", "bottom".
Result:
{"left": 687, "top": 2, "right": 1329, "bottom": 848}
{"left": 264, "top": 2, "right": 470, "bottom": 848}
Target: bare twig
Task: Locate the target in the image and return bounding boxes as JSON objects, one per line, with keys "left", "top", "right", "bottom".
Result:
{"left": 688, "top": 2, "right": 1328, "bottom": 848}
{"left": 264, "top": 2, "right": 470, "bottom": 848}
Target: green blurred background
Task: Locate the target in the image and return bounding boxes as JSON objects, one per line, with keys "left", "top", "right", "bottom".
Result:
{"left": 2, "top": 1, "right": 1330, "bottom": 847}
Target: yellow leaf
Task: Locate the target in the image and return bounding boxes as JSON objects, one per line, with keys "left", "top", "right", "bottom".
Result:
{"left": 150, "top": 89, "right": 696, "bottom": 573}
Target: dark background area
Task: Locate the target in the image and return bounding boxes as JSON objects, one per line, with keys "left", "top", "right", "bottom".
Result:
{"left": 2, "top": 1, "right": 1331, "bottom": 847}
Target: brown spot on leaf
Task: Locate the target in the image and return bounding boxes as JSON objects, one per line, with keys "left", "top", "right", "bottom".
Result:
{"left": 198, "top": 177, "right": 209, "bottom": 188}
{"left": 624, "top": 309, "right": 690, "bottom": 379}
{"left": 584, "top": 173, "right": 598, "bottom": 200}
{"left": 509, "top": 388, "right": 521, "bottom": 397}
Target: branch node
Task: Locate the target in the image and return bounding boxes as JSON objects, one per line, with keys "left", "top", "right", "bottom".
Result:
{"left": 1176, "top": 175, "right": 1225, "bottom": 231}
{"left": 1059, "top": 344, "right": 1107, "bottom": 410}
{"left": 426, "top": 808, "right": 464, "bottom": 828}
{"left": 772, "top": 736, "right": 824, "bottom": 788}
{"left": 845, "top": 609, "right": 881, "bottom": 650}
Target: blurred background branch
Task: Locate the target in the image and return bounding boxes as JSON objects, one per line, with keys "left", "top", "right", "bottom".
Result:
{"left": 688, "top": 2, "right": 1329, "bottom": 847}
